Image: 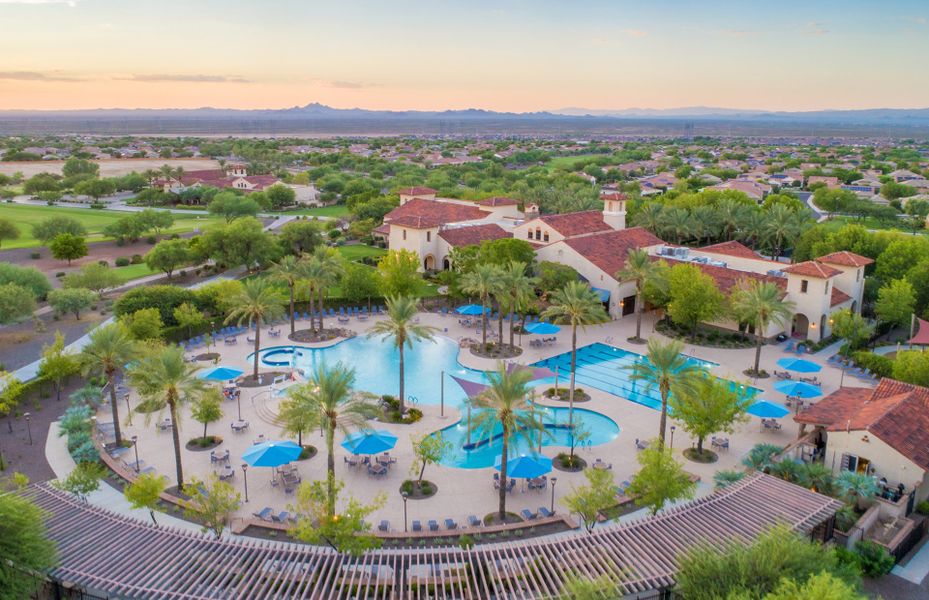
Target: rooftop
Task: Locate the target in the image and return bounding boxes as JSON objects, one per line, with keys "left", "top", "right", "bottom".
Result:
{"left": 438, "top": 223, "right": 510, "bottom": 247}
{"left": 536, "top": 210, "right": 614, "bottom": 237}
{"left": 384, "top": 198, "right": 489, "bottom": 229}
{"left": 816, "top": 251, "right": 875, "bottom": 268}
{"left": 781, "top": 261, "right": 843, "bottom": 279}
{"left": 563, "top": 227, "right": 664, "bottom": 276}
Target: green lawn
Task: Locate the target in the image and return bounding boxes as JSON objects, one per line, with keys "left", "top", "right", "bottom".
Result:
{"left": 820, "top": 215, "right": 926, "bottom": 235}
{"left": 337, "top": 244, "right": 387, "bottom": 262}
{"left": 0, "top": 204, "right": 222, "bottom": 249}
{"left": 111, "top": 263, "right": 159, "bottom": 283}
{"left": 282, "top": 204, "right": 351, "bottom": 218}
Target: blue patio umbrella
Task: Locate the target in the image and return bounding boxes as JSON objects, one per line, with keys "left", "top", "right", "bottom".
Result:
{"left": 746, "top": 399, "right": 790, "bottom": 419}
{"left": 525, "top": 321, "right": 561, "bottom": 335}
{"left": 197, "top": 366, "right": 244, "bottom": 382}
{"left": 774, "top": 380, "right": 823, "bottom": 399}
{"left": 776, "top": 358, "right": 822, "bottom": 373}
{"left": 494, "top": 453, "right": 552, "bottom": 479}
{"left": 242, "top": 440, "right": 303, "bottom": 467}
{"left": 341, "top": 429, "right": 398, "bottom": 455}
{"left": 456, "top": 304, "right": 488, "bottom": 316}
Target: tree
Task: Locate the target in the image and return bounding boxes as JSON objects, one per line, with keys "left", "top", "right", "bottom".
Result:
{"left": 289, "top": 476, "right": 385, "bottom": 555}
{"left": 49, "top": 233, "right": 88, "bottom": 265}
{"left": 563, "top": 467, "right": 617, "bottom": 533}
{"left": 478, "top": 237, "right": 536, "bottom": 267}
{"left": 555, "top": 574, "right": 620, "bottom": 600}
{"left": 120, "top": 307, "right": 164, "bottom": 341}
{"left": 80, "top": 324, "right": 137, "bottom": 446}
{"left": 765, "top": 571, "right": 866, "bottom": 600}
{"left": 62, "top": 263, "right": 121, "bottom": 296}
{"left": 461, "top": 263, "right": 503, "bottom": 347}
{"left": 62, "top": 156, "right": 99, "bottom": 178}
{"left": 875, "top": 278, "right": 916, "bottom": 328}
{"left": 127, "top": 344, "right": 208, "bottom": 488}
{"left": 102, "top": 214, "right": 149, "bottom": 243}
{"left": 670, "top": 375, "right": 749, "bottom": 457}
{"left": 144, "top": 239, "right": 190, "bottom": 278}
{"left": 536, "top": 261, "right": 578, "bottom": 294}
{"left": 191, "top": 388, "right": 223, "bottom": 441}
{"left": 0, "top": 283, "right": 36, "bottom": 325}
{"left": 831, "top": 309, "right": 873, "bottom": 361}
{"left": 207, "top": 192, "right": 260, "bottom": 222}
{"left": 667, "top": 263, "right": 724, "bottom": 339}
{"left": 542, "top": 281, "right": 609, "bottom": 446}
{"left": 74, "top": 177, "right": 116, "bottom": 201}
{"left": 55, "top": 461, "right": 106, "bottom": 502}
{"left": 277, "top": 219, "right": 323, "bottom": 255}
{"left": 202, "top": 217, "right": 278, "bottom": 270}
{"left": 32, "top": 216, "right": 87, "bottom": 244}
{"left": 0, "top": 218, "right": 19, "bottom": 249}
{"left": 265, "top": 183, "right": 296, "bottom": 209}
{"left": 47, "top": 287, "right": 95, "bottom": 320}
{"left": 0, "top": 263, "right": 52, "bottom": 299}
{"left": 124, "top": 472, "right": 166, "bottom": 524}
{"left": 367, "top": 295, "right": 437, "bottom": 414}
{"left": 340, "top": 262, "right": 380, "bottom": 309}
{"left": 114, "top": 284, "right": 197, "bottom": 325}
{"left": 269, "top": 255, "right": 304, "bottom": 335}
{"left": 0, "top": 492, "right": 57, "bottom": 598}
{"left": 616, "top": 248, "right": 664, "bottom": 342}
{"left": 730, "top": 280, "right": 795, "bottom": 375}
{"left": 284, "top": 363, "right": 378, "bottom": 515}
{"left": 893, "top": 349, "right": 929, "bottom": 386}
{"left": 742, "top": 442, "right": 783, "bottom": 472}
{"left": 136, "top": 208, "right": 174, "bottom": 237}
{"left": 410, "top": 432, "right": 451, "bottom": 484}
{"left": 376, "top": 249, "right": 422, "bottom": 297}
{"left": 470, "top": 364, "right": 545, "bottom": 522}
{"left": 626, "top": 444, "right": 695, "bottom": 515}
{"left": 183, "top": 475, "right": 241, "bottom": 538}
{"left": 37, "top": 331, "right": 79, "bottom": 402}
{"left": 675, "top": 525, "right": 860, "bottom": 600}
{"left": 173, "top": 302, "right": 206, "bottom": 339}
{"left": 224, "top": 278, "right": 286, "bottom": 379}
{"left": 498, "top": 261, "right": 538, "bottom": 347}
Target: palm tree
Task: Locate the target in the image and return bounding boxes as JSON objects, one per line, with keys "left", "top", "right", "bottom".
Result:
{"left": 270, "top": 255, "right": 305, "bottom": 335}
{"left": 764, "top": 204, "right": 804, "bottom": 260}
{"left": 691, "top": 205, "right": 721, "bottom": 245}
{"left": 127, "top": 344, "right": 208, "bottom": 488}
{"left": 739, "top": 210, "right": 768, "bottom": 250}
{"left": 632, "top": 202, "right": 664, "bottom": 235}
{"left": 367, "top": 295, "right": 438, "bottom": 413}
{"left": 797, "top": 462, "right": 835, "bottom": 495}
{"left": 460, "top": 264, "right": 503, "bottom": 347}
{"left": 836, "top": 471, "right": 879, "bottom": 508}
{"left": 301, "top": 254, "right": 325, "bottom": 331}
{"left": 542, "top": 282, "right": 608, "bottom": 434}
{"left": 286, "top": 362, "right": 378, "bottom": 515}
{"left": 625, "top": 338, "right": 701, "bottom": 446}
{"left": 469, "top": 364, "right": 545, "bottom": 522}
{"left": 730, "top": 280, "right": 795, "bottom": 375}
{"left": 224, "top": 278, "right": 287, "bottom": 380}
{"left": 716, "top": 199, "right": 747, "bottom": 241}
{"left": 499, "top": 262, "right": 538, "bottom": 348}
{"left": 311, "top": 247, "right": 343, "bottom": 332}
{"left": 616, "top": 248, "right": 663, "bottom": 343}
{"left": 80, "top": 324, "right": 138, "bottom": 446}
{"left": 660, "top": 207, "right": 691, "bottom": 245}
{"left": 741, "top": 442, "right": 783, "bottom": 472}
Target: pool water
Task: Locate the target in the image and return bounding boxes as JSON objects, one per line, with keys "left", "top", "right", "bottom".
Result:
{"left": 531, "top": 342, "right": 758, "bottom": 411}
{"left": 433, "top": 404, "right": 620, "bottom": 469}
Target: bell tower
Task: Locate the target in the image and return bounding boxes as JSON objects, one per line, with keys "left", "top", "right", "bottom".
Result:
{"left": 600, "top": 192, "right": 627, "bottom": 230}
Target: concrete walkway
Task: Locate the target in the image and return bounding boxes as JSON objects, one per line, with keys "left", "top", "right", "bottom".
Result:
{"left": 894, "top": 538, "right": 929, "bottom": 584}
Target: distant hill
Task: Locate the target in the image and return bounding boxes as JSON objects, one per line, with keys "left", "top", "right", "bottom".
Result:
{"left": 0, "top": 102, "right": 927, "bottom": 136}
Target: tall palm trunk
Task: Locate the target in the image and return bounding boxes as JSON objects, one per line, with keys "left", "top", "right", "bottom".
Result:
{"left": 168, "top": 396, "right": 184, "bottom": 488}
{"left": 658, "top": 382, "right": 669, "bottom": 447}
{"left": 498, "top": 429, "right": 509, "bottom": 520}
{"left": 252, "top": 318, "right": 261, "bottom": 379}
{"left": 325, "top": 417, "right": 336, "bottom": 517}
{"left": 508, "top": 313, "right": 516, "bottom": 348}
{"left": 317, "top": 289, "right": 326, "bottom": 331}
{"left": 568, "top": 323, "right": 578, "bottom": 431}
{"left": 398, "top": 343, "right": 406, "bottom": 413}
{"left": 480, "top": 295, "right": 488, "bottom": 347}
{"left": 307, "top": 286, "right": 317, "bottom": 332}
{"left": 107, "top": 368, "right": 123, "bottom": 446}
{"left": 498, "top": 304, "right": 505, "bottom": 347}
{"left": 753, "top": 317, "right": 764, "bottom": 374}
{"left": 288, "top": 284, "right": 296, "bottom": 335}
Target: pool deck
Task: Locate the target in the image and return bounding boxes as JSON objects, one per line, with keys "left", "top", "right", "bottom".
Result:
{"left": 89, "top": 310, "right": 869, "bottom": 534}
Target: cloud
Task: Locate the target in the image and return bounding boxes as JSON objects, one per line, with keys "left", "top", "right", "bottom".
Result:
{"left": 125, "top": 74, "right": 250, "bottom": 83}
{"left": 0, "top": 70, "right": 78, "bottom": 81}
{"left": 802, "top": 21, "right": 829, "bottom": 35}
{"left": 0, "top": 0, "right": 79, "bottom": 5}
{"left": 622, "top": 29, "right": 648, "bottom": 38}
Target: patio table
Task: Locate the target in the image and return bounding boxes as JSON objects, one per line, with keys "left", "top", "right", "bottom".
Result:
{"left": 231, "top": 420, "right": 250, "bottom": 432}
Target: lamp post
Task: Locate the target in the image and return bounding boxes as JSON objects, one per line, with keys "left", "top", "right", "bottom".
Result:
{"left": 124, "top": 393, "right": 133, "bottom": 426}
{"left": 401, "top": 490, "right": 409, "bottom": 532}
{"left": 24, "top": 412, "right": 32, "bottom": 446}
{"left": 550, "top": 477, "right": 558, "bottom": 514}
{"left": 242, "top": 463, "right": 249, "bottom": 502}
{"left": 670, "top": 425, "right": 676, "bottom": 450}
{"left": 237, "top": 390, "right": 243, "bottom": 421}
{"left": 132, "top": 435, "right": 139, "bottom": 473}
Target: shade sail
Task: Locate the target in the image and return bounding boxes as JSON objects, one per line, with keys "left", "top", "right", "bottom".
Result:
{"left": 450, "top": 375, "right": 489, "bottom": 398}
{"left": 909, "top": 318, "right": 929, "bottom": 346}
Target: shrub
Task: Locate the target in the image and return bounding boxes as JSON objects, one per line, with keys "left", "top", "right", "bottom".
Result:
{"left": 458, "top": 534, "right": 475, "bottom": 549}
{"left": 854, "top": 540, "right": 895, "bottom": 577}
{"left": 0, "top": 262, "right": 52, "bottom": 299}
{"left": 30, "top": 252, "right": 40, "bottom": 259}
{"left": 834, "top": 505, "right": 858, "bottom": 531}
{"left": 114, "top": 284, "right": 197, "bottom": 325}
{"left": 852, "top": 351, "right": 894, "bottom": 379}
{"left": 916, "top": 500, "right": 929, "bottom": 516}
{"left": 146, "top": 235, "right": 157, "bottom": 244}
{"left": 130, "top": 254, "right": 143, "bottom": 264}
{"left": 114, "top": 257, "right": 130, "bottom": 267}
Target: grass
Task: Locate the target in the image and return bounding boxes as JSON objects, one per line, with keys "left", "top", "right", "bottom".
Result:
{"left": 0, "top": 203, "right": 223, "bottom": 249}
{"left": 337, "top": 244, "right": 387, "bottom": 262}
{"left": 282, "top": 204, "right": 351, "bottom": 218}
{"left": 820, "top": 215, "right": 926, "bottom": 235}
{"left": 111, "top": 263, "right": 159, "bottom": 283}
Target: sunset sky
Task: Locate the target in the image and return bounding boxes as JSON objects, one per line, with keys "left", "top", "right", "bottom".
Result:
{"left": 1, "top": 0, "right": 927, "bottom": 112}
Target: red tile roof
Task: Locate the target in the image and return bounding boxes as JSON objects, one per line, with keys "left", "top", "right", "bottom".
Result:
{"left": 438, "top": 224, "right": 510, "bottom": 247}
{"left": 477, "top": 197, "right": 519, "bottom": 207}
{"left": 563, "top": 227, "right": 664, "bottom": 275}
{"left": 699, "top": 241, "right": 771, "bottom": 261}
{"left": 373, "top": 223, "right": 390, "bottom": 235}
{"left": 817, "top": 251, "right": 875, "bottom": 268}
{"left": 795, "top": 379, "right": 929, "bottom": 470}
{"left": 664, "top": 259, "right": 787, "bottom": 295}
{"left": 384, "top": 198, "right": 489, "bottom": 229}
{"left": 782, "top": 261, "right": 842, "bottom": 279}
{"left": 600, "top": 192, "right": 629, "bottom": 201}
{"left": 397, "top": 186, "right": 437, "bottom": 196}
{"left": 536, "top": 210, "right": 613, "bottom": 237}
{"left": 831, "top": 287, "right": 852, "bottom": 307}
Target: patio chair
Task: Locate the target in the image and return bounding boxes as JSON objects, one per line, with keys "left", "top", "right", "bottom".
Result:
{"left": 783, "top": 340, "right": 795, "bottom": 353}
{"left": 271, "top": 511, "right": 290, "bottom": 523}
{"left": 520, "top": 509, "right": 537, "bottom": 521}
{"left": 444, "top": 518, "right": 458, "bottom": 530}
{"left": 773, "top": 370, "right": 792, "bottom": 379}
{"left": 635, "top": 438, "right": 649, "bottom": 450}
{"left": 253, "top": 507, "right": 274, "bottom": 521}
{"left": 467, "top": 515, "right": 482, "bottom": 528}
{"left": 507, "top": 479, "right": 516, "bottom": 493}
{"left": 378, "top": 520, "right": 390, "bottom": 532}
{"left": 538, "top": 506, "right": 553, "bottom": 518}
{"left": 428, "top": 520, "right": 439, "bottom": 532}
{"left": 412, "top": 520, "right": 422, "bottom": 532}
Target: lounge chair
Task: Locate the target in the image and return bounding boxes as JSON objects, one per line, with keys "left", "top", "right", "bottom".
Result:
{"left": 444, "top": 518, "right": 458, "bottom": 530}
{"left": 520, "top": 509, "right": 537, "bottom": 521}
{"left": 253, "top": 507, "right": 273, "bottom": 521}
{"left": 538, "top": 506, "right": 553, "bottom": 518}
{"left": 412, "top": 520, "right": 422, "bottom": 532}
{"left": 467, "top": 515, "right": 482, "bottom": 528}
{"left": 378, "top": 520, "right": 390, "bottom": 532}
{"left": 428, "top": 520, "right": 439, "bottom": 532}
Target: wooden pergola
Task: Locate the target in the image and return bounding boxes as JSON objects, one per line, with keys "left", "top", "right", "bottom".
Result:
{"left": 24, "top": 473, "right": 841, "bottom": 599}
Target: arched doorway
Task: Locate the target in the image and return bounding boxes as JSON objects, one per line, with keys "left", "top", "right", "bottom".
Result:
{"left": 851, "top": 300, "right": 858, "bottom": 313}
{"left": 442, "top": 257, "right": 450, "bottom": 270}
{"left": 791, "top": 313, "right": 809, "bottom": 339}
{"left": 423, "top": 255, "right": 435, "bottom": 271}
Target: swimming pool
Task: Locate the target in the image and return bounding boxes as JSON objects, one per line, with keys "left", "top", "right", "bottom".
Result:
{"left": 531, "top": 342, "right": 759, "bottom": 411}
{"left": 433, "top": 404, "right": 620, "bottom": 469}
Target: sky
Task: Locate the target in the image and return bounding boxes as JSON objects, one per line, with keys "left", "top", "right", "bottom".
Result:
{"left": 0, "top": 0, "right": 927, "bottom": 112}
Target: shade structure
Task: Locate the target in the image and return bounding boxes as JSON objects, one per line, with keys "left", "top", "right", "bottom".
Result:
{"left": 456, "top": 304, "right": 487, "bottom": 316}
{"left": 341, "top": 429, "right": 398, "bottom": 455}
{"left": 525, "top": 321, "right": 561, "bottom": 335}
{"left": 776, "top": 358, "right": 822, "bottom": 373}
{"left": 242, "top": 440, "right": 302, "bottom": 467}
{"left": 506, "top": 363, "right": 556, "bottom": 380}
{"left": 494, "top": 453, "right": 552, "bottom": 479}
{"left": 451, "top": 375, "right": 489, "bottom": 398}
{"left": 198, "top": 366, "right": 244, "bottom": 382}
{"left": 774, "top": 380, "right": 823, "bottom": 399}
{"left": 909, "top": 317, "right": 929, "bottom": 346}
{"left": 746, "top": 400, "right": 790, "bottom": 419}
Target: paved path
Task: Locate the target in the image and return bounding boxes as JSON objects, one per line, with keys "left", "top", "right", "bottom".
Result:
{"left": 894, "top": 538, "right": 929, "bottom": 584}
